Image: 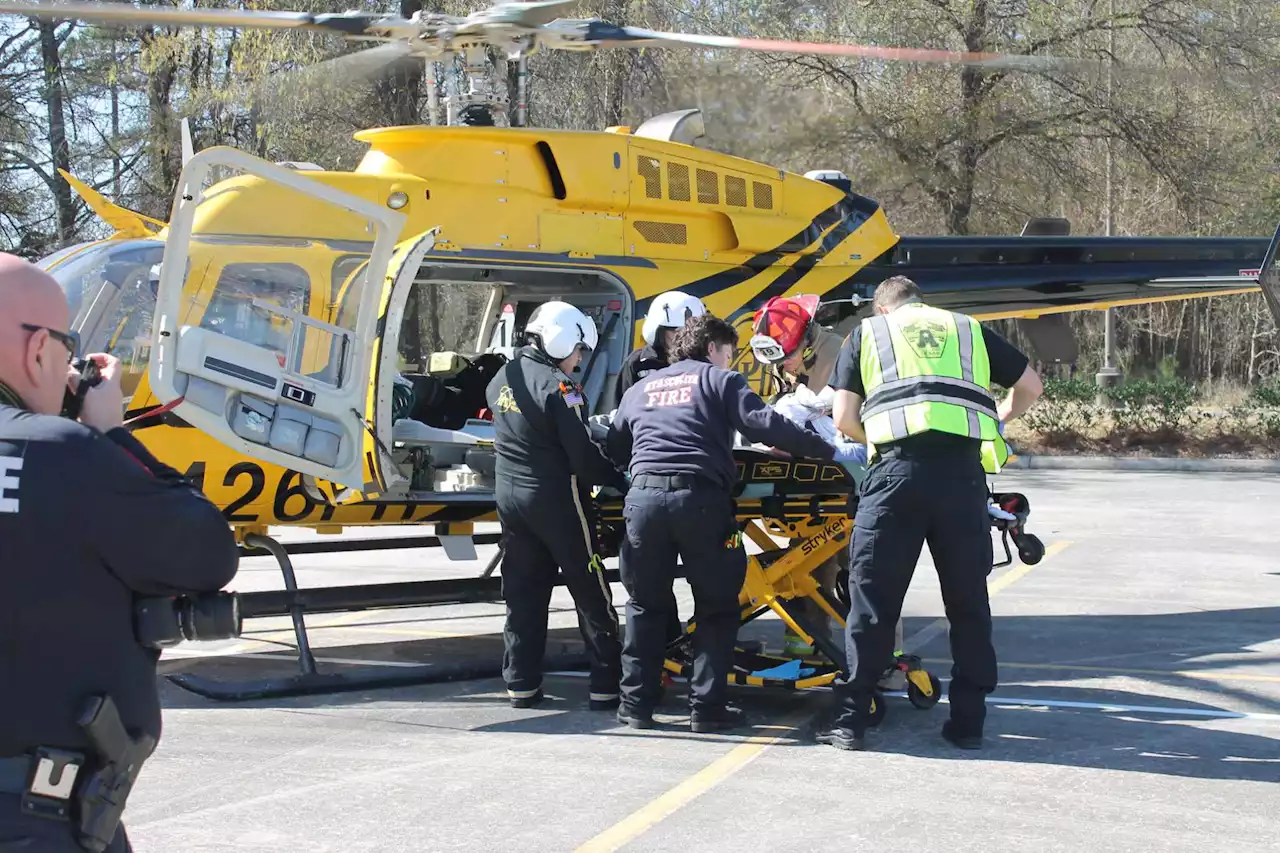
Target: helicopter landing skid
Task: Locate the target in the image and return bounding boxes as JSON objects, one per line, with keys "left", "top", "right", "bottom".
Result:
{"left": 166, "top": 532, "right": 594, "bottom": 701}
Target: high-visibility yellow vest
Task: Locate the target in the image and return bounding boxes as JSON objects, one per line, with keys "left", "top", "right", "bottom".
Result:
{"left": 858, "top": 302, "right": 1009, "bottom": 474}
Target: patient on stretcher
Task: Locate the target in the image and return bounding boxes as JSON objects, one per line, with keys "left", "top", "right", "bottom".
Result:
{"left": 588, "top": 385, "right": 865, "bottom": 495}
{"left": 752, "top": 384, "right": 866, "bottom": 466}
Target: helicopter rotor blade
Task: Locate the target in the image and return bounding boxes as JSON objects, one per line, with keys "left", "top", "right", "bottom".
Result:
{"left": 253, "top": 42, "right": 420, "bottom": 105}
{"left": 0, "top": 1, "right": 409, "bottom": 38}
{"left": 574, "top": 23, "right": 1086, "bottom": 75}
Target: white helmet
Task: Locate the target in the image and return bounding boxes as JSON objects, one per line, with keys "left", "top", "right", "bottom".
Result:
{"left": 525, "top": 301, "right": 599, "bottom": 361}
{"left": 642, "top": 290, "right": 706, "bottom": 346}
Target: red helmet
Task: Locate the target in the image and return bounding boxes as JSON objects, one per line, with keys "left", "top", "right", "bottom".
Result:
{"left": 750, "top": 295, "right": 820, "bottom": 364}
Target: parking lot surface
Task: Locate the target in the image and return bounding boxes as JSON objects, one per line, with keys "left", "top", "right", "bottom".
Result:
{"left": 134, "top": 471, "right": 1280, "bottom": 852}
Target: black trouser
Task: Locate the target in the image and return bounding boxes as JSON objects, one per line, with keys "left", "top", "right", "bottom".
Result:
{"left": 496, "top": 476, "right": 622, "bottom": 701}
{"left": 0, "top": 794, "right": 130, "bottom": 852}
{"left": 833, "top": 450, "right": 996, "bottom": 734}
{"left": 618, "top": 474, "right": 747, "bottom": 713}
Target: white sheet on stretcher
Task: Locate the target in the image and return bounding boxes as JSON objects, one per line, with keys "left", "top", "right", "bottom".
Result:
{"left": 737, "top": 385, "right": 868, "bottom": 467}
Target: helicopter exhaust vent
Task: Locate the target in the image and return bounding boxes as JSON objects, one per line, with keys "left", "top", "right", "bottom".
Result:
{"left": 725, "top": 176, "right": 748, "bottom": 208}
{"left": 697, "top": 169, "right": 719, "bottom": 204}
{"left": 753, "top": 182, "right": 774, "bottom": 210}
{"left": 634, "top": 221, "right": 688, "bottom": 245}
{"left": 637, "top": 156, "right": 662, "bottom": 199}
{"left": 667, "top": 163, "right": 691, "bottom": 202}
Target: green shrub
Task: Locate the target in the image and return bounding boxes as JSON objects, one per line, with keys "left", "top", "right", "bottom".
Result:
{"left": 1020, "top": 377, "right": 1101, "bottom": 435}
{"left": 1249, "top": 379, "right": 1280, "bottom": 408}
{"left": 1224, "top": 388, "right": 1280, "bottom": 439}
{"left": 1107, "top": 378, "right": 1199, "bottom": 435}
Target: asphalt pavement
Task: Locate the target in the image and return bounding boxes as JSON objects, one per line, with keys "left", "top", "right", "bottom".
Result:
{"left": 129, "top": 470, "right": 1280, "bottom": 853}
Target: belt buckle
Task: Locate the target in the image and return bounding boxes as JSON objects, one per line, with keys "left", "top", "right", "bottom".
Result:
{"left": 20, "top": 748, "right": 83, "bottom": 822}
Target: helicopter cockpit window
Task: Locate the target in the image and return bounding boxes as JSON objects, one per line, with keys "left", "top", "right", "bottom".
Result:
{"left": 45, "top": 239, "right": 169, "bottom": 401}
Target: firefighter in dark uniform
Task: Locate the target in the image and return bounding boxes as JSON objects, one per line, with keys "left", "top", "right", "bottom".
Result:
{"left": 821, "top": 276, "right": 1043, "bottom": 751}
{"left": 485, "top": 300, "right": 628, "bottom": 711}
{"left": 607, "top": 314, "right": 837, "bottom": 732}
{"left": 0, "top": 254, "right": 240, "bottom": 852}
{"left": 614, "top": 291, "right": 707, "bottom": 659}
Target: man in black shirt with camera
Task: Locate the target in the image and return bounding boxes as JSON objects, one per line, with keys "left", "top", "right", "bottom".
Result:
{"left": 0, "top": 253, "right": 239, "bottom": 852}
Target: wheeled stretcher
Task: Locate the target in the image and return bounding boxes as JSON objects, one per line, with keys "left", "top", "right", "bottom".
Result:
{"left": 594, "top": 448, "right": 1043, "bottom": 720}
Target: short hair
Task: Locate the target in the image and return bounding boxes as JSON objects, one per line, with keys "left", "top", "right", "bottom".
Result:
{"left": 672, "top": 313, "right": 738, "bottom": 362}
{"left": 873, "top": 275, "right": 923, "bottom": 311}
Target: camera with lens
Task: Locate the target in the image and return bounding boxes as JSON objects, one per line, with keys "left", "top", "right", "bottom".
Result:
{"left": 134, "top": 592, "right": 243, "bottom": 649}
{"left": 62, "top": 357, "right": 102, "bottom": 420}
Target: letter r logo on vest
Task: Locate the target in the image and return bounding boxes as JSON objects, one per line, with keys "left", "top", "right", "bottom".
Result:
{"left": 902, "top": 319, "right": 948, "bottom": 360}
{"left": 0, "top": 455, "right": 22, "bottom": 514}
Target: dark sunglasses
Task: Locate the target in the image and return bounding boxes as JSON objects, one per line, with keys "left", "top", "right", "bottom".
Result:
{"left": 22, "top": 323, "right": 80, "bottom": 361}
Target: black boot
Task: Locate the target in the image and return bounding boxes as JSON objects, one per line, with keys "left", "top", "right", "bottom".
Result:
{"left": 589, "top": 692, "right": 621, "bottom": 712}
{"left": 509, "top": 688, "right": 544, "bottom": 709}
{"left": 941, "top": 719, "right": 983, "bottom": 750}
{"left": 690, "top": 705, "right": 748, "bottom": 733}
{"left": 617, "top": 705, "right": 655, "bottom": 730}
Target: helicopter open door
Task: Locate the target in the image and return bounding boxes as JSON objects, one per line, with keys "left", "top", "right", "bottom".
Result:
{"left": 149, "top": 146, "right": 420, "bottom": 497}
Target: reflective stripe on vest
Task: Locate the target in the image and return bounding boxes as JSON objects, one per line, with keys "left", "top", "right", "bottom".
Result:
{"left": 859, "top": 304, "right": 1009, "bottom": 473}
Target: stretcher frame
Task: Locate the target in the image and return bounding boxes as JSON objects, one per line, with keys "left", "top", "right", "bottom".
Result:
{"left": 594, "top": 451, "right": 1044, "bottom": 716}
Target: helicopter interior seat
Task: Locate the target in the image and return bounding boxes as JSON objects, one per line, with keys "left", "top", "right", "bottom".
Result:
{"left": 400, "top": 351, "right": 508, "bottom": 432}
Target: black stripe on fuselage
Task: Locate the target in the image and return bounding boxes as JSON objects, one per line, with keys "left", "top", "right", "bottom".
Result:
{"left": 724, "top": 204, "right": 871, "bottom": 322}
{"left": 636, "top": 194, "right": 878, "bottom": 320}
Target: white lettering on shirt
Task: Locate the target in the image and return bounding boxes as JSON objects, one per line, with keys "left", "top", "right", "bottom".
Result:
{"left": 644, "top": 376, "right": 697, "bottom": 408}
{"left": 0, "top": 455, "right": 22, "bottom": 514}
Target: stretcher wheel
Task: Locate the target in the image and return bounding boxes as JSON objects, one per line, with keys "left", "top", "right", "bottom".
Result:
{"left": 834, "top": 568, "right": 851, "bottom": 610}
{"left": 1015, "top": 533, "right": 1045, "bottom": 566}
{"left": 907, "top": 671, "right": 942, "bottom": 710}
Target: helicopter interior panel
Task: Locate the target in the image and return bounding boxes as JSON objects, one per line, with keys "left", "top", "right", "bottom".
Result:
{"left": 383, "top": 264, "right": 633, "bottom": 498}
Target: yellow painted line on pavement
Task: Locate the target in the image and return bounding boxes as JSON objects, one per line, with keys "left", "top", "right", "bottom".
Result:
{"left": 573, "top": 712, "right": 813, "bottom": 853}
{"left": 924, "top": 658, "right": 1280, "bottom": 685}
{"left": 904, "top": 539, "right": 1072, "bottom": 651}
{"left": 575, "top": 539, "right": 1073, "bottom": 852}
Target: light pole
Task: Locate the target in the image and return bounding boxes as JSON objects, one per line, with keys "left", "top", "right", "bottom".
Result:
{"left": 1096, "top": 0, "right": 1123, "bottom": 405}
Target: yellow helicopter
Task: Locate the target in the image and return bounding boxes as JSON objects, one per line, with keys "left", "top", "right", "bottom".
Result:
{"left": 5, "top": 0, "right": 1278, "bottom": 699}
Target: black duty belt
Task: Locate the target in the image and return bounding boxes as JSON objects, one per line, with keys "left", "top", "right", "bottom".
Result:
{"left": 876, "top": 441, "right": 981, "bottom": 462}
{"left": 630, "top": 473, "right": 716, "bottom": 491}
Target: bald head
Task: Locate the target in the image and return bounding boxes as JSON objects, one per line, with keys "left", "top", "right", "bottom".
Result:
{"left": 0, "top": 252, "right": 73, "bottom": 414}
